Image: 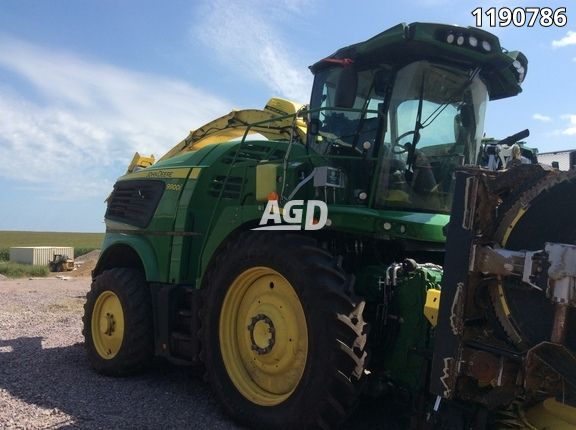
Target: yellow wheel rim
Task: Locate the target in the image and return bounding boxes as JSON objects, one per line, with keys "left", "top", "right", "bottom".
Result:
{"left": 220, "top": 266, "right": 308, "bottom": 406}
{"left": 91, "top": 291, "right": 125, "bottom": 359}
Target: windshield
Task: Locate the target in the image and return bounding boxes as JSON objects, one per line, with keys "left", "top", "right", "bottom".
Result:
{"left": 375, "top": 61, "right": 488, "bottom": 214}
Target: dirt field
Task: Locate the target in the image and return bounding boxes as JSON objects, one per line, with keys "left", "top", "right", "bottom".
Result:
{"left": 0, "top": 275, "right": 383, "bottom": 429}
{"left": 0, "top": 276, "right": 240, "bottom": 430}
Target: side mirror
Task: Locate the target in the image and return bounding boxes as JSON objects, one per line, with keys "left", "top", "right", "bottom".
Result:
{"left": 334, "top": 66, "right": 358, "bottom": 108}
{"left": 308, "top": 118, "right": 320, "bottom": 136}
{"left": 459, "top": 104, "right": 474, "bottom": 128}
{"left": 374, "top": 70, "right": 392, "bottom": 97}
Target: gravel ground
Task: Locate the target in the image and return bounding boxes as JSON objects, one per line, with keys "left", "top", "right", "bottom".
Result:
{"left": 0, "top": 277, "right": 242, "bottom": 430}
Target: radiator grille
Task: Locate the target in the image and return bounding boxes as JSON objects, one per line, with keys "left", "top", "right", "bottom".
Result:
{"left": 106, "top": 180, "right": 165, "bottom": 228}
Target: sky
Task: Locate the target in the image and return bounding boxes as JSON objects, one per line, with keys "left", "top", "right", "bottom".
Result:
{"left": 1, "top": 0, "right": 575, "bottom": 232}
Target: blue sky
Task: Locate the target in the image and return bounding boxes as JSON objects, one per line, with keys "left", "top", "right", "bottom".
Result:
{"left": 1, "top": 0, "right": 575, "bottom": 232}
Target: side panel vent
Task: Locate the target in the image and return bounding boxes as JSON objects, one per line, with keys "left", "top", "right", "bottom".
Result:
{"left": 221, "top": 145, "right": 272, "bottom": 164}
{"left": 269, "top": 149, "right": 286, "bottom": 160}
{"left": 106, "top": 180, "right": 165, "bottom": 228}
{"left": 208, "top": 176, "right": 244, "bottom": 199}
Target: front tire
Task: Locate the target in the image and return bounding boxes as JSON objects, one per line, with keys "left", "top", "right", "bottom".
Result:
{"left": 83, "top": 268, "right": 154, "bottom": 375}
{"left": 201, "top": 233, "right": 368, "bottom": 429}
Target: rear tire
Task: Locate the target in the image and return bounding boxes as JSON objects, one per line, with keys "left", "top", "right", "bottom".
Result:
{"left": 83, "top": 268, "right": 154, "bottom": 375}
{"left": 201, "top": 232, "right": 368, "bottom": 429}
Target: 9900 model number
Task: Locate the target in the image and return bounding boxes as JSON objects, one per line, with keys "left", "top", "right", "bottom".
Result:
{"left": 472, "top": 7, "right": 567, "bottom": 27}
{"left": 165, "top": 183, "right": 182, "bottom": 191}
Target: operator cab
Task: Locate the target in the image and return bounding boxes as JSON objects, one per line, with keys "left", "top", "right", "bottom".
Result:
{"left": 308, "top": 60, "right": 487, "bottom": 214}
{"left": 307, "top": 22, "right": 526, "bottom": 214}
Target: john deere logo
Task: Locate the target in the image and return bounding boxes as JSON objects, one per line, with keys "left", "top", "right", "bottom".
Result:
{"left": 252, "top": 200, "right": 328, "bottom": 231}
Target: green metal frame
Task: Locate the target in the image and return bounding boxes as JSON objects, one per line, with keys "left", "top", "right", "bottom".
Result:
{"left": 97, "top": 21, "right": 526, "bottom": 291}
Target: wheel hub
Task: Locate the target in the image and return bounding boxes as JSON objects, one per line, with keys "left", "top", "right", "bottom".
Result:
{"left": 91, "top": 290, "right": 125, "bottom": 359}
{"left": 219, "top": 267, "right": 308, "bottom": 406}
{"left": 104, "top": 312, "right": 116, "bottom": 336}
{"left": 247, "top": 314, "right": 276, "bottom": 354}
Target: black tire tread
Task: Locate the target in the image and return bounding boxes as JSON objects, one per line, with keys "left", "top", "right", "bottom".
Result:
{"left": 82, "top": 268, "right": 154, "bottom": 376}
{"left": 200, "top": 231, "right": 369, "bottom": 429}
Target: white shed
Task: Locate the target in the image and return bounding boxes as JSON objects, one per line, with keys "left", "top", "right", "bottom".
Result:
{"left": 538, "top": 150, "right": 576, "bottom": 171}
{"left": 9, "top": 247, "right": 75, "bottom": 266}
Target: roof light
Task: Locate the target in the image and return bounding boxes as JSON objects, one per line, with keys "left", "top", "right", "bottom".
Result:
{"left": 512, "top": 60, "right": 526, "bottom": 83}
{"left": 446, "top": 33, "right": 455, "bottom": 44}
{"left": 469, "top": 36, "right": 478, "bottom": 48}
{"left": 516, "top": 66, "right": 526, "bottom": 83}
{"left": 457, "top": 35, "right": 465, "bottom": 46}
{"left": 482, "top": 40, "right": 492, "bottom": 52}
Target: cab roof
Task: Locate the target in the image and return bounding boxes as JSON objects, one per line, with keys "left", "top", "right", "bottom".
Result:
{"left": 309, "top": 22, "right": 527, "bottom": 101}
